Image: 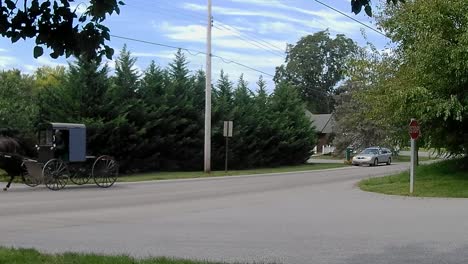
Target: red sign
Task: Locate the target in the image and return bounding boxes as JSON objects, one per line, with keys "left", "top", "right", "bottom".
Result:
{"left": 409, "top": 119, "right": 420, "bottom": 140}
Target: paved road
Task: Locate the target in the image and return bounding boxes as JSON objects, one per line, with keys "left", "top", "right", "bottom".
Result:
{"left": 1, "top": 162, "right": 467, "bottom": 264}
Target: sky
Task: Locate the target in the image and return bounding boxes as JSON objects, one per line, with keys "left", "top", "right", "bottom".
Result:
{"left": 0, "top": 0, "right": 390, "bottom": 91}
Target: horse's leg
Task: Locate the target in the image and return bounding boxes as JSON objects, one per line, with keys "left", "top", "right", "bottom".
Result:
{"left": 3, "top": 174, "right": 14, "bottom": 191}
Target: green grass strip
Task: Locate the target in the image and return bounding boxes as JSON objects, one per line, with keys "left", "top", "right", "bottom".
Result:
{"left": 1, "top": 164, "right": 346, "bottom": 184}
{"left": 0, "top": 247, "right": 275, "bottom": 264}
{"left": 118, "top": 163, "right": 346, "bottom": 182}
{"left": 359, "top": 159, "right": 468, "bottom": 197}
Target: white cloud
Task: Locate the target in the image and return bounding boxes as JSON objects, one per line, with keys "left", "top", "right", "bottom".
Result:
{"left": 0, "top": 55, "right": 19, "bottom": 68}
{"left": 215, "top": 50, "right": 283, "bottom": 69}
{"left": 258, "top": 21, "right": 293, "bottom": 34}
{"left": 132, "top": 52, "right": 167, "bottom": 58}
{"left": 155, "top": 21, "right": 236, "bottom": 41}
{"left": 183, "top": 3, "right": 367, "bottom": 35}
{"left": 69, "top": 2, "right": 88, "bottom": 15}
{"left": 229, "top": 0, "right": 284, "bottom": 7}
{"left": 154, "top": 21, "right": 286, "bottom": 52}
{"left": 35, "top": 57, "right": 68, "bottom": 68}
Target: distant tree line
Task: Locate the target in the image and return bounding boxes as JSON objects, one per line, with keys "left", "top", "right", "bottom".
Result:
{"left": 0, "top": 47, "right": 316, "bottom": 172}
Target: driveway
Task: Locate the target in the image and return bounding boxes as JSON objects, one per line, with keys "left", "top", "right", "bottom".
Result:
{"left": 1, "top": 163, "right": 467, "bottom": 264}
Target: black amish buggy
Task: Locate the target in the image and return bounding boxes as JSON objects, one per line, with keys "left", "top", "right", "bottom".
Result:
{"left": 0, "top": 122, "right": 118, "bottom": 191}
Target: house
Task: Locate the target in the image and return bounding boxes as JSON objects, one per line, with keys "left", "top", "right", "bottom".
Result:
{"left": 306, "top": 111, "right": 335, "bottom": 154}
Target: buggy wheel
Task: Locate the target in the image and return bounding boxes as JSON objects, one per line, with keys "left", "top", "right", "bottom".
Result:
{"left": 92, "top": 155, "right": 118, "bottom": 188}
{"left": 43, "top": 159, "right": 69, "bottom": 191}
{"left": 70, "top": 168, "right": 91, "bottom": 185}
{"left": 21, "top": 162, "right": 40, "bottom": 187}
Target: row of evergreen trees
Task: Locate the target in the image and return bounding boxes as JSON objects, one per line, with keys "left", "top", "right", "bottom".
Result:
{"left": 1, "top": 47, "right": 316, "bottom": 172}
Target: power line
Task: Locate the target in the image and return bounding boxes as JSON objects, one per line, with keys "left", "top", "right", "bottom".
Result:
{"left": 212, "top": 24, "right": 284, "bottom": 57}
{"left": 125, "top": 3, "right": 285, "bottom": 57}
{"left": 111, "top": 35, "right": 335, "bottom": 95}
{"left": 213, "top": 21, "right": 285, "bottom": 55}
{"left": 124, "top": 4, "right": 278, "bottom": 58}
{"left": 110, "top": 35, "right": 204, "bottom": 56}
{"left": 110, "top": 34, "right": 275, "bottom": 77}
{"left": 312, "top": 0, "right": 387, "bottom": 37}
{"left": 125, "top": 3, "right": 204, "bottom": 24}
{"left": 214, "top": 19, "right": 286, "bottom": 52}
{"left": 212, "top": 55, "right": 274, "bottom": 77}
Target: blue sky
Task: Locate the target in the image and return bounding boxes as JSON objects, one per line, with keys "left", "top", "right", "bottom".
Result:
{"left": 0, "top": 0, "right": 389, "bottom": 90}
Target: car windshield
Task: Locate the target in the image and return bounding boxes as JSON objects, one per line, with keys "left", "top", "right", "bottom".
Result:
{"left": 362, "top": 149, "right": 379, "bottom": 155}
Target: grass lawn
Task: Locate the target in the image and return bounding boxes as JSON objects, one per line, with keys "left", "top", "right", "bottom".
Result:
{"left": 309, "top": 155, "right": 342, "bottom": 160}
{"left": 0, "top": 247, "right": 253, "bottom": 264}
{"left": 392, "top": 155, "right": 433, "bottom": 162}
{"left": 359, "top": 159, "right": 468, "bottom": 197}
{"left": 118, "top": 163, "right": 346, "bottom": 182}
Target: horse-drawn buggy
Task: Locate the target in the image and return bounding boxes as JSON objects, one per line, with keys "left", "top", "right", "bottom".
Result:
{"left": 0, "top": 123, "right": 118, "bottom": 191}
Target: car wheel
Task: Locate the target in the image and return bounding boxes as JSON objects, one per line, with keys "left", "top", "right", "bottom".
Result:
{"left": 373, "top": 158, "right": 378, "bottom": 166}
{"left": 386, "top": 158, "right": 392, "bottom": 165}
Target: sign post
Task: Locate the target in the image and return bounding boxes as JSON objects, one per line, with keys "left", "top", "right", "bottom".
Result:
{"left": 223, "top": 121, "right": 233, "bottom": 172}
{"left": 409, "top": 119, "right": 420, "bottom": 194}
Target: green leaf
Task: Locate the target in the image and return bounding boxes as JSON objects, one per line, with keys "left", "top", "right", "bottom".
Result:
{"left": 105, "top": 47, "right": 114, "bottom": 60}
{"left": 364, "top": 5, "right": 372, "bottom": 17}
{"left": 33, "top": 46, "right": 43, "bottom": 58}
{"left": 5, "top": 0, "right": 16, "bottom": 10}
{"left": 11, "top": 33, "right": 21, "bottom": 43}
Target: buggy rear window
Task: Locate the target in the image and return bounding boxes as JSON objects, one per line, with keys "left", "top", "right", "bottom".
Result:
{"left": 39, "top": 130, "right": 53, "bottom": 145}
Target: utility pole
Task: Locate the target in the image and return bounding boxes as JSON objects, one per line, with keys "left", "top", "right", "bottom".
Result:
{"left": 204, "top": 0, "right": 212, "bottom": 173}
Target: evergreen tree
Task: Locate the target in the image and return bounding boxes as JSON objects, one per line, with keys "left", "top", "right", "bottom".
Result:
{"left": 105, "top": 46, "right": 145, "bottom": 170}
{"left": 157, "top": 50, "right": 203, "bottom": 170}
{"left": 139, "top": 61, "right": 169, "bottom": 105}
{"left": 256, "top": 75, "right": 268, "bottom": 98}
{"left": 169, "top": 49, "right": 190, "bottom": 89}
{"left": 229, "top": 74, "right": 258, "bottom": 167}
{"left": 67, "top": 59, "right": 111, "bottom": 119}
{"left": 112, "top": 45, "right": 140, "bottom": 101}
{"left": 128, "top": 61, "right": 170, "bottom": 171}
{"left": 212, "top": 70, "right": 234, "bottom": 168}
{"left": 251, "top": 76, "right": 275, "bottom": 166}
{"left": 190, "top": 69, "right": 206, "bottom": 113}
{"left": 269, "top": 82, "right": 316, "bottom": 165}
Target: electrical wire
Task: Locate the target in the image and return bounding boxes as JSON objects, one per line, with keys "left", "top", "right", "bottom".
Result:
{"left": 110, "top": 34, "right": 275, "bottom": 77}
{"left": 110, "top": 35, "right": 338, "bottom": 95}
{"left": 126, "top": 2, "right": 286, "bottom": 57}
{"left": 312, "top": 0, "right": 387, "bottom": 37}
{"left": 212, "top": 24, "right": 284, "bottom": 57}
{"left": 213, "top": 21, "right": 285, "bottom": 55}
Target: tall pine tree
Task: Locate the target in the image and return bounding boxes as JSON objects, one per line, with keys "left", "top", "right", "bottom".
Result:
{"left": 269, "top": 82, "right": 316, "bottom": 165}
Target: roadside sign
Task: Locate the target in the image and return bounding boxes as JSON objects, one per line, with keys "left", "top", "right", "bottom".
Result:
{"left": 409, "top": 119, "right": 420, "bottom": 140}
{"left": 223, "top": 121, "right": 233, "bottom": 172}
{"left": 223, "top": 121, "right": 233, "bottom": 138}
{"left": 408, "top": 118, "right": 420, "bottom": 194}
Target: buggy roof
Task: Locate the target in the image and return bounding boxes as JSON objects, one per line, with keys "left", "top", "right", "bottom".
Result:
{"left": 43, "top": 123, "right": 86, "bottom": 130}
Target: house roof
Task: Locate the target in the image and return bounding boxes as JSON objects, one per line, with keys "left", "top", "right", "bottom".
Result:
{"left": 306, "top": 111, "right": 334, "bottom": 134}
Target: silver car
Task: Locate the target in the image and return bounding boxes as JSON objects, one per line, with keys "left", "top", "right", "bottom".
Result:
{"left": 352, "top": 147, "right": 392, "bottom": 166}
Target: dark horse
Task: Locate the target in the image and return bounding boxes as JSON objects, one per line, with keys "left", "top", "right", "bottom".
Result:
{"left": 0, "top": 137, "right": 25, "bottom": 190}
